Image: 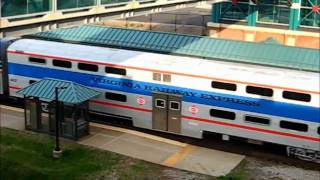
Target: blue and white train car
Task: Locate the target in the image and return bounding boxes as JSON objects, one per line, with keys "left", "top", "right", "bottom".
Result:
{"left": 5, "top": 39, "right": 320, "bottom": 162}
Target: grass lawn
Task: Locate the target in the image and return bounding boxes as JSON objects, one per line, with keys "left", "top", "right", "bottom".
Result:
{"left": 0, "top": 128, "right": 215, "bottom": 180}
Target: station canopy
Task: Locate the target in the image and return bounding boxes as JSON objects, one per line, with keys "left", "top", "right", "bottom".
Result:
{"left": 17, "top": 78, "right": 101, "bottom": 104}
{"left": 24, "top": 25, "right": 320, "bottom": 72}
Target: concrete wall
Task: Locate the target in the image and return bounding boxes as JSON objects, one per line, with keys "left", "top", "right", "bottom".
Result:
{"left": 207, "top": 22, "right": 320, "bottom": 49}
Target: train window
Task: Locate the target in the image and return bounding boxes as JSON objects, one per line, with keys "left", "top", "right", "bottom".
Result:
{"left": 155, "top": 99, "right": 166, "bottom": 108}
{"left": 105, "top": 92, "right": 127, "bottom": 102}
{"left": 282, "top": 91, "right": 311, "bottom": 102}
{"left": 163, "top": 74, "right": 171, "bottom": 82}
{"left": 169, "top": 101, "right": 180, "bottom": 111}
{"left": 211, "top": 81, "right": 236, "bottom": 91}
{"left": 29, "top": 80, "right": 37, "bottom": 84}
{"left": 246, "top": 86, "right": 273, "bottom": 97}
{"left": 280, "top": 120, "right": 308, "bottom": 132}
{"left": 29, "top": 57, "right": 46, "bottom": 64}
{"left": 105, "top": 66, "right": 126, "bottom": 76}
{"left": 318, "top": 127, "right": 320, "bottom": 135}
{"left": 153, "top": 73, "right": 162, "bottom": 81}
{"left": 53, "top": 59, "right": 72, "bottom": 68}
{"left": 244, "top": 115, "right": 270, "bottom": 125}
{"left": 210, "top": 109, "right": 236, "bottom": 120}
{"left": 78, "top": 63, "right": 98, "bottom": 72}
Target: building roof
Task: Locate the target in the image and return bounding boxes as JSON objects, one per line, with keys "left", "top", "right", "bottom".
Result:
{"left": 24, "top": 25, "right": 320, "bottom": 72}
{"left": 16, "top": 78, "right": 101, "bottom": 104}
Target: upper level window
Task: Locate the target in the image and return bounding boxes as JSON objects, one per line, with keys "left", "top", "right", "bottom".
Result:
{"left": 244, "top": 115, "right": 270, "bottom": 125}
{"left": 53, "top": 59, "right": 72, "bottom": 68}
{"left": 210, "top": 109, "right": 236, "bottom": 120}
{"left": 153, "top": 73, "right": 162, "bottom": 81}
{"left": 282, "top": 91, "right": 311, "bottom": 102}
{"left": 153, "top": 73, "right": 171, "bottom": 82}
{"left": 105, "top": 92, "right": 127, "bottom": 102}
{"left": 29, "top": 80, "right": 37, "bottom": 84}
{"left": 163, "top": 74, "right": 171, "bottom": 82}
{"left": 211, "top": 81, "right": 236, "bottom": 91}
{"left": 280, "top": 120, "right": 308, "bottom": 132}
{"left": 105, "top": 66, "right": 126, "bottom": 76}
{"left": 29, "top": 57, "right": 46, "bottom": 64}
{"left": 246, "top": 86, "right": 273, "bottom": 97}
{"left": 78, "top": 63, "right": 98, "bottom": 72}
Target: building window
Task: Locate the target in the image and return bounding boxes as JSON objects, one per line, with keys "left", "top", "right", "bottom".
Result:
{"left": 257, "top": 0, "right": 290, "bottom": 24}
{"left": 280, "top": 120, "right": 308, "bottom": 132}
{"left": 246, "top": 86, "right": 273, "bottom": 97}
{"left": 300, "top": 0, "right": 320, "bottom": 27}
{"left": 211, "top": 81, "right": 237, "bottom": 91}
{"left": 57, "top": 0, "right": 96, "bottom": 10}
{"left": 210, "top": 109, "right": 236, "bottom": 120}
{"left": 78, "top": 63, "right": 98, "bottom": 72}
{"left": 53, "top": 59, "right": 72, "bottom": 68}
{"left": 29, "top": 57, "right": 46, "bottom": 64}
{"left": 1, "top": 0, "right": 52, "bottom": 17}
{"left": 163, "top": 74, "right": 171, "bottom": 82}
{"left": 105, "top": 66, "right": 126, "bottom": 76}
{"left": 282, "top": 91, "right": 311, "bottom": 102}
{"left": 220, "top": 2, "right": 249, "bottom": 20}
{"left": 153, "top": 73, "right": 162, "bottom": 81}
{"left": 105, "top": 92, "right": 127, "bottom": 102}
{"left": 244, "top": 115, "right": 270, "bottom": 125}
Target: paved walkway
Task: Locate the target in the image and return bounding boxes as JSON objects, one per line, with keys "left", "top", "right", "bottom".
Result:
{"left": 0, "top": 105, "right": 245, "bottom": 177}
{"left": 0, "top": 105, "right": 25, "bottom": 130}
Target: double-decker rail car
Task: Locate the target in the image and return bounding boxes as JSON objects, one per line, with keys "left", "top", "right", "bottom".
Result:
{"left": 2, "top": 38, "right": 320, "bottom": 162}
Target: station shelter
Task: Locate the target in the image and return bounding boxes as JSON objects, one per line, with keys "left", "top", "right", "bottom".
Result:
{"left": 16, "top": 78, "right": 101, "bottom": 140}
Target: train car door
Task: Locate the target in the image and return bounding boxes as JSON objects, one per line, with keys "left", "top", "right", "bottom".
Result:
{"left": 152, "top": 92, "right": 181, "bottom": 133}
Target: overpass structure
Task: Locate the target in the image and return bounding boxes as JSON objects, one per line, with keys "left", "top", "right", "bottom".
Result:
{"left": 0, "top": 0, "right": 210, "bottom": 37}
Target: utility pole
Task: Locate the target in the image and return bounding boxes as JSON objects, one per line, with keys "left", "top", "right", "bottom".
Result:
{"left": 53, "top": 86, "right": 67, "bottom": 158}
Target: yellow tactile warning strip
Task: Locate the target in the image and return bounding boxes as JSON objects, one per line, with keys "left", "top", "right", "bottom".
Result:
{"left": 162, "top": 144, "right": 195, "bottom": 167}
{"left": 0, "top": 105, "right": 24, "bottom": 113}
{"left": 90, "top": 122, "right": 187, "bottom": 147}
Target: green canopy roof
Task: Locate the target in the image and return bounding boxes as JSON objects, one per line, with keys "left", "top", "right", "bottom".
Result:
{"left": 24, "top": 25, "right": 320, "bottom": 72}
{"left": 17, "top": 78, "right": 101, "bottom": 104}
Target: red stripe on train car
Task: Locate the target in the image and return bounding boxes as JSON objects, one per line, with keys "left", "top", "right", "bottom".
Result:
{"left": 8, "top": 85, "right": 320, "bottom": 142}
{"left": 182, "top": 115, "right": 320, "bottom": 142}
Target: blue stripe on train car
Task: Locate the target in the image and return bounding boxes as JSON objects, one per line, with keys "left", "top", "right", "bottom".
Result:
{"left": 8, "top": 63, "right": 320, "bottom": 123}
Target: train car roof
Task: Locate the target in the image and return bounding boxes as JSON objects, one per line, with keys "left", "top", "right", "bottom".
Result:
{"left": 8, "top": 39, "right": 320, "bottom": 93}
{"left": 23, "top": 25, "right": 320, "bottom": 73}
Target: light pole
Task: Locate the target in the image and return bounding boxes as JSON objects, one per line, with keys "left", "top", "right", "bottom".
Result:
{"left": 53, "top": 86, "right": 67, "bottom": 158}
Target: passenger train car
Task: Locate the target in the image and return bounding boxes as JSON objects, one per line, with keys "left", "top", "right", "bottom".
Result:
{"left": 1, "top": 38, "right": 319, "bottom": 162}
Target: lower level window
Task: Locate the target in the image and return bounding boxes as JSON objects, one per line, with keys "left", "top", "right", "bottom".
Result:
{"left": 245, "top": 115, "right": 270, "bottom": 125}
{"left": 210, "top": 109, "right": 235, "bottom": 120}
{"left": 105, "top": 92, "right": 127, "bottom": 102}
{"left": 280, "top": 120, "right": 308, "bottom": 132}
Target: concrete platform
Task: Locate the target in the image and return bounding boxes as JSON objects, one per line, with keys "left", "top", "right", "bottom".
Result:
{"left": 0, "top": 105, "right": 245, "bottom": 177}
{"left": 0, "top": 105, "right": 25, "bottom": 130}
{"left": 81, "top": 123, "right": 245, "bottom": 177}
